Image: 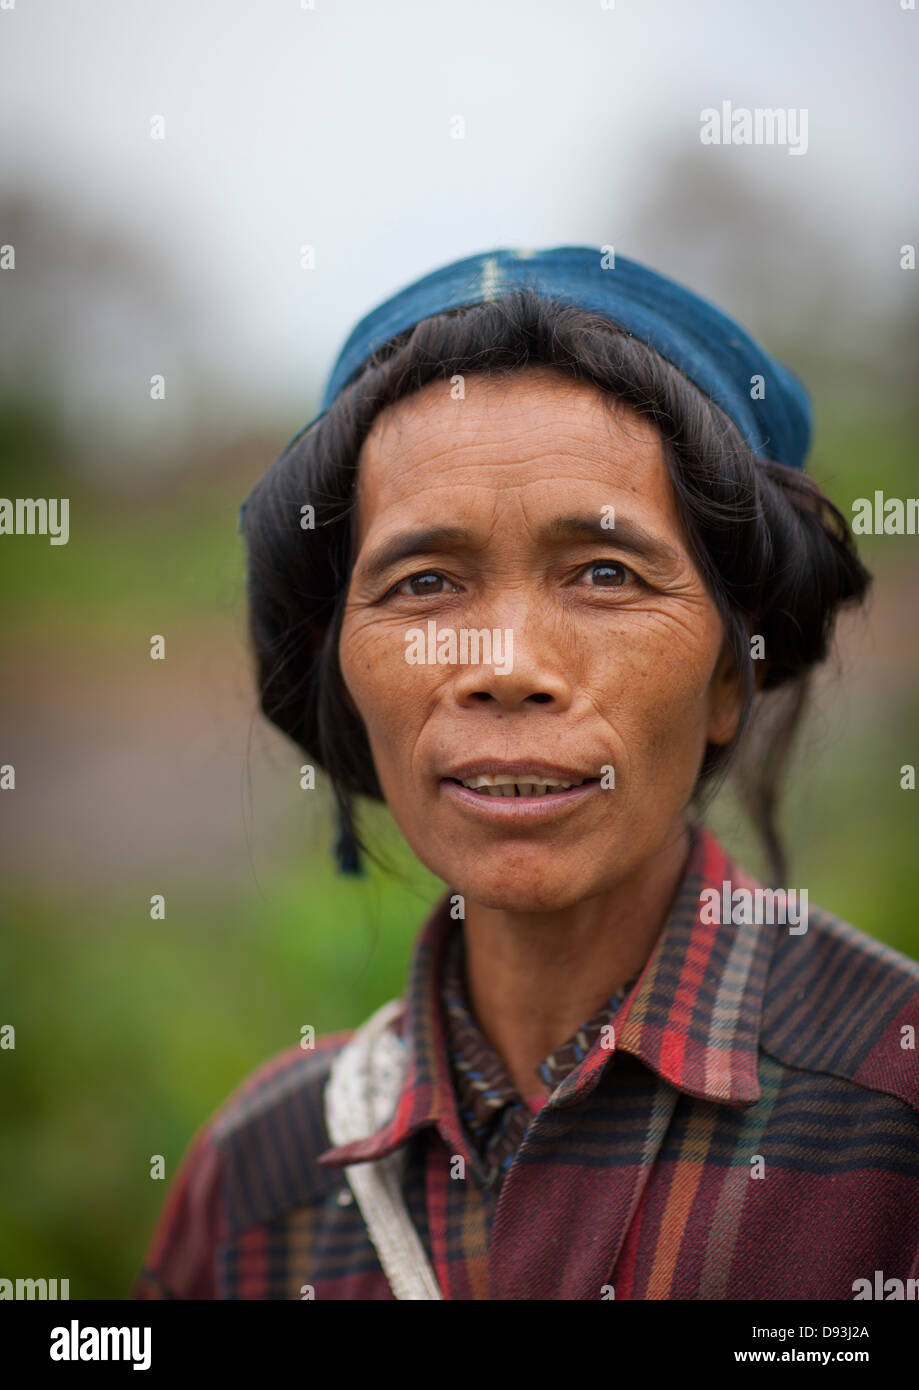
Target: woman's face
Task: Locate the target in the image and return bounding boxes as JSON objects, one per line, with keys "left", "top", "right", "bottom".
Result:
{"left": 339, "top": 367, "right": 744, "bottom": 910}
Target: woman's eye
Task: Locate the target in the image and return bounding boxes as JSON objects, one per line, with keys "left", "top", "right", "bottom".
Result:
{"left": 387, "top": 563, "right": 637, "bottom": 598}
{"left": 390, "top": 571, "right": 452, "bottom": 598}
{"left": 579, "top": 560, "right": 635, "bottom": 588}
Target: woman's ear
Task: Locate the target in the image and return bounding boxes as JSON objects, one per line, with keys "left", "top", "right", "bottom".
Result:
{"left": 707, "top": 641, "right": 748, "bottom": 746}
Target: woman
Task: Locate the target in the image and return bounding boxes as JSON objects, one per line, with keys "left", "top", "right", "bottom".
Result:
{"left": 134, "top": 248, "right": 919, "bottom": 1300}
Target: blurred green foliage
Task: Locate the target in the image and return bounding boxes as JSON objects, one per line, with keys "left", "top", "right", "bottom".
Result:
{"left": 0, "top": 856, "right": 441, "bottom": 1298}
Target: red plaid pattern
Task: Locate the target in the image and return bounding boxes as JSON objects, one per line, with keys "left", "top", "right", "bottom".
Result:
{"left": 133, "top": 825, "right": 919, "bottom": 1300}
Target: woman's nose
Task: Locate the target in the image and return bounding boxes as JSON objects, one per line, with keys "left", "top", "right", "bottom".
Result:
{"left": 449, "top": 631, "right": 575, "bottom": 710}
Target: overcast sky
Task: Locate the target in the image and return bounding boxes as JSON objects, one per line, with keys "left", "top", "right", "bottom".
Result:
{"left": 2, "top": 0, "right": 916, "bottom": 431}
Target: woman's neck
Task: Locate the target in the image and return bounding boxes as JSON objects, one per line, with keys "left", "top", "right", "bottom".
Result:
{"left": 459, "top": 819, "right": 692, "bottom": 1099}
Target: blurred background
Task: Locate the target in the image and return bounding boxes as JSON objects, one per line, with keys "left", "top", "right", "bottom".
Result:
{"left": 1, "top": 0, "right": 916, "bottom": 1297}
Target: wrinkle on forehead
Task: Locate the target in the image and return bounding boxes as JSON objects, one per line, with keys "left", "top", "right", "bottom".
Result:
{"left": 353, "top": 367, "right": 671, "bottom": 548}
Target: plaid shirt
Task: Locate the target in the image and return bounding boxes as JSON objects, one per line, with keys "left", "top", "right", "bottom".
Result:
{"left": 133, "top": 825, "right": 919, "bottom": 1300}
{"left": 440, "top": 922, "right": 639, "bottom": 1191}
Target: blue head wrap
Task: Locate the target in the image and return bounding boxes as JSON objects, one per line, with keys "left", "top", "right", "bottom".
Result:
{"left": 240, "top": 246, "right": 813, "bottom": 874}
{"left": 318, "top": 246, "right": 811, "bottom": 464}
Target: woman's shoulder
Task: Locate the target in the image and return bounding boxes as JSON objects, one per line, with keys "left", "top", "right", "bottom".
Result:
{"left": 208, "top": 1028, "right": 355, "bottom": 1144}
{"left": 132, "top": 1028, "right": 360, "bottom": 1297}
{"left": 760, "top": 900, "right": 919, "bottom": 1116}
{"left": 204, "top": 1028, "right": 358, "bottom": 1178}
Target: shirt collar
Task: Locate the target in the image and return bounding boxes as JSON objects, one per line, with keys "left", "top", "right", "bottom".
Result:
{"left": 317, "top": 824, "right": 777, "bottom": 1170}
{"left": 441, "top": 919, "right": 636, "bottom": 1132}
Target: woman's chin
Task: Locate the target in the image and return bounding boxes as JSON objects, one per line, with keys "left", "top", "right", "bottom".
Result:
{"left": 438, "top": 866, "right": 596, "bottom": 915}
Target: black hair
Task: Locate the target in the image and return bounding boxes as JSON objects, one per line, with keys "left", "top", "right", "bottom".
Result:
{"left": 242, "top": 289, "right": 871, "bottom": 885}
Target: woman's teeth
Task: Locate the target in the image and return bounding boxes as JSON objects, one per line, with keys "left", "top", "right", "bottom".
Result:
{"left": 457, "top": 774, "right": 585, "bottom": 798}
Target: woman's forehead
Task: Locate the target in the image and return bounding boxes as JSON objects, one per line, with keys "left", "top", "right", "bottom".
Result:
{"left": 355, "top": 369, "right": 669, "bottom": 518}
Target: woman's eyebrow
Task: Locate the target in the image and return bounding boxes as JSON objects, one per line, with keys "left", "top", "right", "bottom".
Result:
{"left": 359, "top": 526, "right": 470, "bottom": 583}
{"left": 545, "top": 514, "right": 681, "bottom": 566}
{"left": 359, "top": 514, "right": 680, "bottom": 583}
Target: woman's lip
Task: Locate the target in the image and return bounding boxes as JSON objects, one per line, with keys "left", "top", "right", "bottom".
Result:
{"left": 444, "top": 762, "right": 594, "bottom": 782}
{"left": 439, "top": 776, "right": 600, "bottom": 820}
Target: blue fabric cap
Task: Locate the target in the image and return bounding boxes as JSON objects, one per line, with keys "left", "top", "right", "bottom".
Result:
{"left": 321, "top": 245, "right": 811, "bottom": 470}
{"left": 236, "top": 245, "right": 812, "bottom": 537}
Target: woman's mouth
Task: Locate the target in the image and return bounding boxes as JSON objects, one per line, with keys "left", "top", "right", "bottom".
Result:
{"left": 440, "top": 772, "right": 601, "bottom": 820}
{"left": 452, "top": 773, "right": 588, "bottom": 797}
